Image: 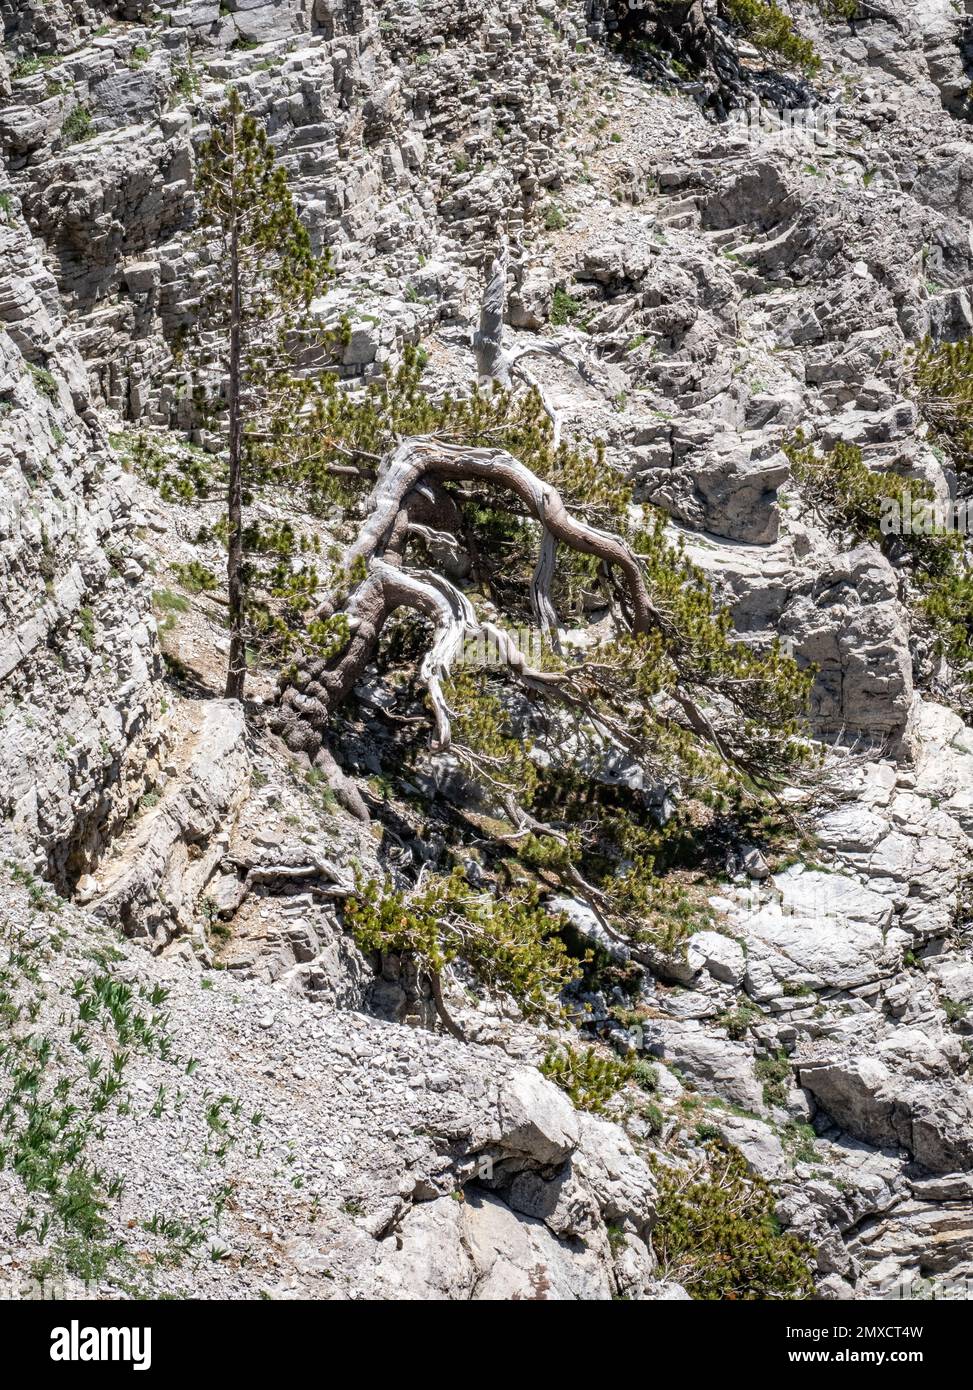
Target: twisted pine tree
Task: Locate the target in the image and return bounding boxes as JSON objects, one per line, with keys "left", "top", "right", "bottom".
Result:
{"left": 274, "top": 347, "right": 813, "bottom": 816}
{"left": 192, "top": 88, "right": 337, "bottom": 699}
{"left": 252, "top": 238, "right": 816, "bottom": 1031}
{"left": 652, "top": 1141, "right": 815, "bottom": 1299}
{"left": 165, "top": 178, "right": 816, "bottom": 1029}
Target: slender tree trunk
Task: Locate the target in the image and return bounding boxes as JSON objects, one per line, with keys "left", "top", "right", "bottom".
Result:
{"left": 225, "top": 134, "right": 246, "bottom": 701}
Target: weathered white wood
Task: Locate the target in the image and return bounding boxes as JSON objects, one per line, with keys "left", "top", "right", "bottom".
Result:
{"left": 473, "top": 236, "right": 511, "bottom": 385}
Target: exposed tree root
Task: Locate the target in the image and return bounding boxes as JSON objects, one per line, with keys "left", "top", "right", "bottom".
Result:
{"left": 272, "top": 433, "right": 659, "bottom": 771}
{"left": 215, "top": 854, "right": 354, "bottom": 916}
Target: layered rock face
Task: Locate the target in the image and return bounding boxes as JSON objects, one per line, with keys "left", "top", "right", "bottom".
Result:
{"left": 4, "top": 0, "right": 973, "bottom": 1299}
{"left": 2, "top": 0, "right": 579, "bottom": 418}
{"left": 0, "top": 155, "right": 158, "bottom": 886}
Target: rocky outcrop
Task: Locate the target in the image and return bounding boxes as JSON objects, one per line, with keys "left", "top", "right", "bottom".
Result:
{"left": 797, "top": 1057, "right": 973, "bottom": 1175}
{"left": 0, "top": 162, "right": 158, "bottom": 886}
{"left": 2, "top": 0, "right": 584, "bottom": 426}
{"left": 89, "top": 698, "right": 250, "bottom": 947}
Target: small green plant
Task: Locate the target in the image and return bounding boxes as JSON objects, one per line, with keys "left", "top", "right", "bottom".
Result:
{"left": 780, "top": 1120, "right": 818, "bottom": 1164}
{"left": 641, "top": 1100, "right": 665, "bottom": 1135}
{"left": 543, "top": 204, "right": 567, "bottom": 231}
{"left": 78, "top": 606, "right": 96, "bottom": 650}
{"left": 755, "top": 1049, "right": 792, "bottom": 1108}
{"left": 28, "top": 364, "right": 59, "bottom": 402}
{"left": 61, "top": 105, "right": 94, "bottom": 145}
{"left": 302, "top": 766, "right": 339, "bottom": 816}
{"left": 631, "top": 1058, "right": 659, "bottom": 1092}
{"left": 11, "top": 55, "right": 60, "bottom": 80}
{"left": 718, "top": 1002, "right": 758, "bottom": 1040}
{"left": 152, "top": 589, "right": 191, "bottom": 617}
{"left": 540, "top": 1044, "right": 635, "bottom": 1113}
{"left": 550, "top": 286, "right": 584, "bottom": 327}
{"left": 172, "top": 560, "right": 218, "bottom": 594}
{"left": 171, "top": 62, "right": 200, "bottom": 100}
{"left": 942, "top": 996, "right": 970, "bottom": 1025}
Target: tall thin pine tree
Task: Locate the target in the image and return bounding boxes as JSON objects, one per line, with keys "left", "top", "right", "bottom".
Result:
{"left": 193, "top": 88, "right": 333, "bottom": 700}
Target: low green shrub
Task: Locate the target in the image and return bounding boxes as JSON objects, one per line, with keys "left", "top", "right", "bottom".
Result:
{"left": 540, "top": 1044, "right": 635, "bottom": 1112}
{"left": 62, "top": 105, "right": 93, "bottom": 145}
{"left": 785, "top": 434, "right": 973, "bottom": 684}
{"left": 28, "top": 364, "right": 59, "bottom": 402}
{"left": 653, "top": 1141, "right": 815, "bottom": 1299}
{"left": 345, "top": 868, "right": 579, "bottom": 1024}
{"left": 722, "top": 0, "right": 820, "bottom": 74}
{"left": 550, "top": 286, "right": 584, "bottom": 327}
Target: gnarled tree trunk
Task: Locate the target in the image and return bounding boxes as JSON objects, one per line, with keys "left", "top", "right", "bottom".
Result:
{"left": 271, "top": 436, "right": 655, "bottom": 796}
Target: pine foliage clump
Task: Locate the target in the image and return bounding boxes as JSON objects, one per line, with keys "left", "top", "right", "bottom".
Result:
{"left": 785, "top": 434, "right": 973, "bottom": 685}
{"left": 120, "top": 432, "right": 217, "bottom": 505}
{"left": 344, "top": 869, "right": 579, "bottom": 1032}
{"left": 721, "top": 0, "right": 821, "bottom": 75}
{"left": 652, "top": 1142, "right": 815, "bottom": 1300}
{"left": 540, "top": 1044, "right": 635, "bottom": 1113}
{"left": 911, "top": 335, "right": 973, "bottom": 476}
